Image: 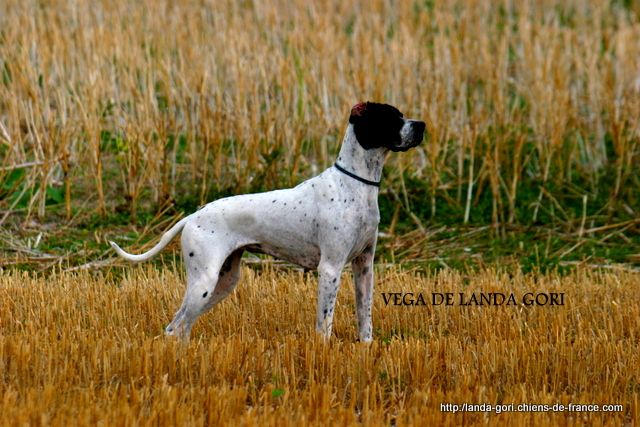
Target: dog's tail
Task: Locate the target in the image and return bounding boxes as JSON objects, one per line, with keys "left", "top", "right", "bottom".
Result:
{"left": 109, "top": 217, "right": 189, "bottom": 263}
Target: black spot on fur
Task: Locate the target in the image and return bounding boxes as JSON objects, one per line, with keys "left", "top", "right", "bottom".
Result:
{"left": 189, "top": 252, "right": 194, "bottom": 257}
{"left": 202, "top": 292, "right": 208, "bottom": 298}
{"left": 332, "top": 278, "right": 337, "bottom": 283}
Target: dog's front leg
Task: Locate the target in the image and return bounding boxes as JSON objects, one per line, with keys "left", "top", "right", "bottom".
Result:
{"left": 315, "top": 260, "right": 344, "bottom": 340}
{"left": 352, "top": 245, "right": 375, "bottom": 342}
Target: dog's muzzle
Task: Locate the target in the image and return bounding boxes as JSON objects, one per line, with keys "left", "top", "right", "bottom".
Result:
{"left": 391, "top": 120, "right": 426, "bottom": 152}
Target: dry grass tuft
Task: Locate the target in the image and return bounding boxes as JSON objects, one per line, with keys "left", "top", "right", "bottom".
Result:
{"left": 1, "top": 266, "right": 638, "bottom": 425}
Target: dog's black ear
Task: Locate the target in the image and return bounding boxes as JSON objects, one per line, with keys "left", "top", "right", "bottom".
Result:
{"left": 349, "top": 102, "right": 404, "bottom": 150}
{"left": 349, "top": 102, "right": 378, "bottom": 150}
{"left": 349, "top": 102, "right": 369, "bottom": 123}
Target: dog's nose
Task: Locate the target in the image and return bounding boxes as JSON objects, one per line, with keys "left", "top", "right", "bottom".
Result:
{"left": 412, "top": 121, "right": 426, "bottom": 135}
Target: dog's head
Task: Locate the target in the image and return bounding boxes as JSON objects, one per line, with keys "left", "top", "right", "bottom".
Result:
{"left": 349, "top": 102, "right": 426, "bottom": 152}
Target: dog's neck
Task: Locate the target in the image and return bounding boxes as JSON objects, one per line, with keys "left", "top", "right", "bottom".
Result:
{"left": 335, "top": 125, "right": 387, "bottom": 185}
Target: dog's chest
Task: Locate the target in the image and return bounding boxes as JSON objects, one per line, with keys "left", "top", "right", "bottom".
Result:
{"left": 312, "top": 185, "right": 379, "bottom": 258}
{"left": 346, "top": 200, "right": 379, "bottom": 258}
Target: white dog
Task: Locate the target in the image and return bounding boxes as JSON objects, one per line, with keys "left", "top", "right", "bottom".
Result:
{"left": 111, "top": 102, "right": 425, "bottom": 341}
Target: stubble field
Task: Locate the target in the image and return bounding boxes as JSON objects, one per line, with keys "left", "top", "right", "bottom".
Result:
{"left": 1, "top": 266, "right": 638, "bottom": 425}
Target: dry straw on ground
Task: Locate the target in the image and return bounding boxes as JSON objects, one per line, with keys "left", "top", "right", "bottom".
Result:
{"left": 1, "top": 266, "right": 638, "bottom": 425}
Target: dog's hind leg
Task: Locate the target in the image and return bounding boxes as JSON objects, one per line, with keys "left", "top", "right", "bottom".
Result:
{"left": 165, "top": 275, "right": 218, "bottom": 340}
{"left": 203, "top": 249, "right": 243, "bottom": 309}
{"left": 165, "top": 246, "right": 241, "bottom": 340}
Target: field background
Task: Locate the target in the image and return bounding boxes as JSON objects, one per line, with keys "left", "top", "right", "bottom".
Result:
{"left": 1, "top": 0, "right": 640, "bottom": 425}
{"left": 1, "top": 0, "right": 639, "bottom": 269}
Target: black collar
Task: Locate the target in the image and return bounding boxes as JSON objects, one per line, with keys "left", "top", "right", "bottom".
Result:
{"left": 333, "top": 163, "right": 381, "bottom": 187}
